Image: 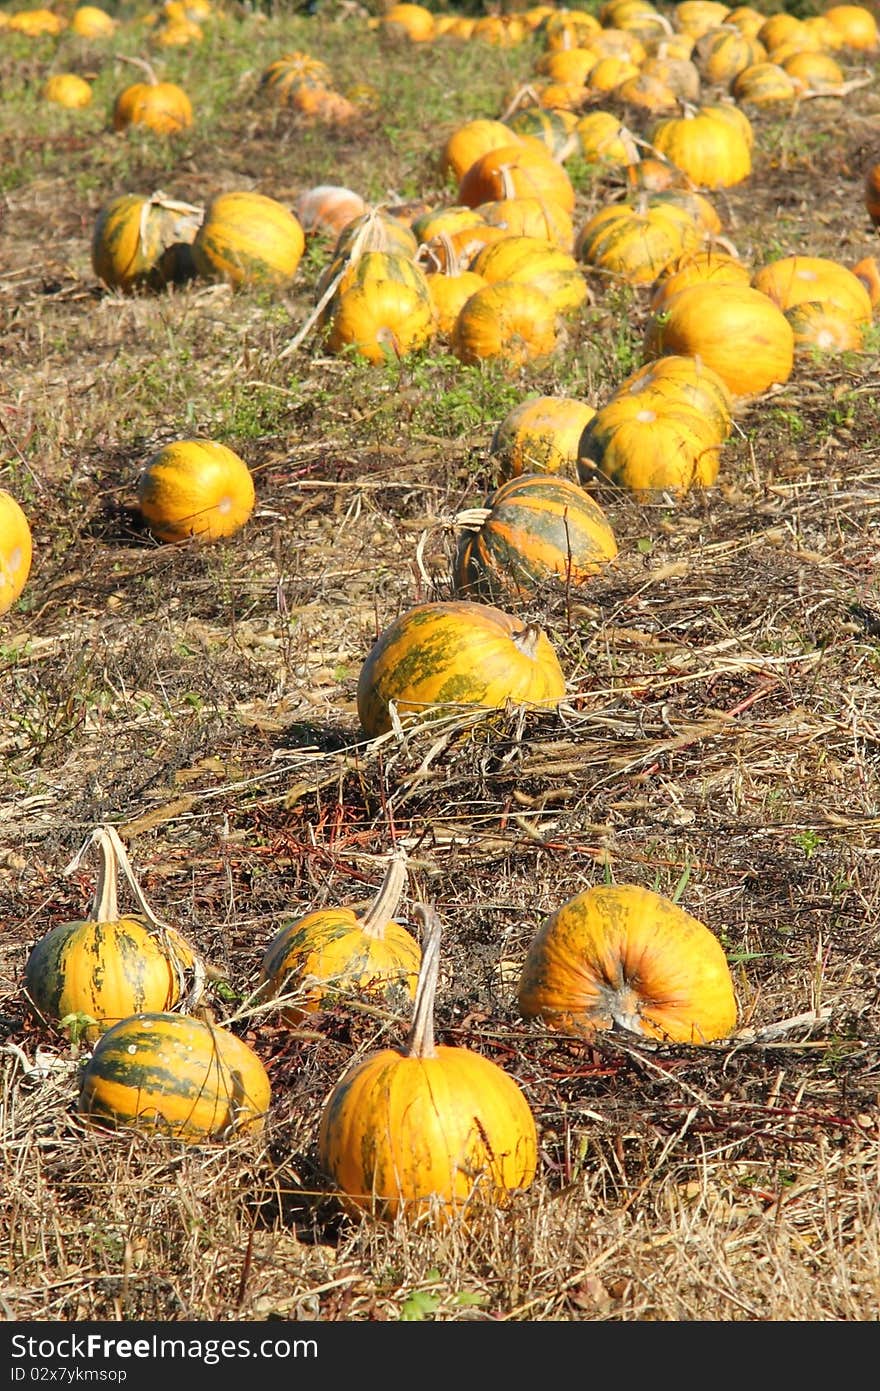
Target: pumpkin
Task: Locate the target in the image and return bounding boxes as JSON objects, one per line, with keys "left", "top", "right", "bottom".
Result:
{"left": 8, "top": 7, "right": 66, "bottom": 34}
{"left": 331, "top": 208, "right": 419, "bottom": 263}
{"left": 70, "top": 5, "right": 116, "bottom": 36}
{"left": 469, "top": 235, "right": 589, "bottom": 317}
{"left": 731, "top": 61, "right": 799, "bottom": 106}
{"left": 852, "top": 255, "right": 880, "bottom": 308}
{"left": 785, "top": 301, "right": 864, "bottom": 355}
{"left": 517, "top": 882, "right": 738, "bottom": 1043}
{"left": 317, "top": 904, "right": 538, "bottom": 1223}
{"left": 476, "top": 195, "right": 574, "bottom": 253}
{"left": 865, "top": 164, "right": 880, "bottom": 228}
{"left": 112, "top": 70, "right": 193, "bottom": 135}
{"left": 577, "top": 389, "right": 725, "bottom": 496}
{"left": 643, "top": 282, "right": 794, "bottom": 397}
{"left": 43, "top": 73, "right": 93, "bottom": 108}
{"left": 454, "top": 473, "right": 617, "bottom": 602}
{"left": 381, "top": 2, "right": 436, "bottom": 42}
{"left": 256, "top": 849, "right": 420, "bottom": 1025}
{"left": 613, "top": 70, "right": 682, "bottom": 113}
{"left": 326, "top": 279, "right": 435, "bottom": 363}
{"left": 574, "top": 111, "right": 640, "bottom": 170}
{"left": 585, "top": 54, "right": 642, "bottom": 92}
{"left": 751, "top": 255, "right": 873, "bottom": 330}
{"left": 425, "top": 267, "right": 488, "bottom": 337}
{"left": 575, "top": 196, "right": 701, "bottom": 285}
{"left": 91, "top": 191, "right": 204, "bottom": 293}
{"left": 725, "top": 5, "right": 765, "bottom": 39}
{"left": 451, "top": 281, "right": 559, "bottom": 368}
{"left": 536, "top": 44, "right": 603, "bottom": 87}
{"left": 822, "top": 4, "right": 879, "bottom": 50}
{"left": 356, "top": 599, "right": 566, "bottom": 738}
{"left": 77, "top": 1011, "right": 271, "bottom": 1141}
{"left": 24, "top": 824, "right": 203, "bottom": 1045}
{"left": 458, "top": 142, "right": 576, "bottom": 217}
{"left": 505, "top": 106, "right": 579, "bottom": 160}
{"left": 780, "top": 49, "right": 844, "bottom": 91}
{"left": 259, "top": 51, "right": 334, "bottom": 104}
{"left": 293, "top": 185, "right": 368, "bottom": 240}
{"left": 0, "top": 490, "right": 33, "bottom": 617}
{"left": 137, "top": 438, "right": 255, "bottom": 543}
{"left": 440, "top": 118, "right": 524, "bottom": 184}
{"left": 192, "top": 191, "right": 305, "bottom": 289}
{"left": 675, "top": 0, "right": 732, "bottom": 39}
{"left": 609, "top": 354, "right": 735, "bottom": 441}
{"left": 649, "top": 246, "right": 749, "bottom": 311}
{"left": 318, "top": 248, "right": 431, "bottom": 324}
{"left": 648, "top": 103, "right": 752, "bottom": 188}
{"left": 542, "top": 9, "right": 602, "bottom": 49}
{"left": 491, "top": 395, "right": 597, "bottom": 481}
{"left": 694, "top": 26, "right": 768, "bottom": 86}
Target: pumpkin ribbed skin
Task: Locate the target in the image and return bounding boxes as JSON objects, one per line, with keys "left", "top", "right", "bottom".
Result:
{"left": 441, "top": 118, "right": 522, "bottom": 183}
{"left": 357, "top": 600, "right": 566, "bottom": 737}
{"left": 192, "top": 192, "right": 305, "bottom": 289}
{"left": 732, "top": 60, "right": 799, "bottom": 105}
{"left": 649, "top": 105, "right": 752, "bottom": 188}
{"left": 454, "top": 473, "right": 617, "bottom": 602}
{"left": 476, "top": 196, "right": 574, "bottom": 253}
{"left": 318, "top": 249, "right": 431, "bottom": 321}
{"left": 751, "top": 255, "right": 873, "bottom": 329}
{"left": 458, "top": 142, "right": 576, "bottom": 216}
{"left": 643, "top": 282, "right": 794, "bottom": 396}
{"left": 318, "top": 1042, "right": 537, "bottom": 1221}
{"left": 258, "top": 51, "right": 334, "bottom": 105}
{"left": 317, "top": 906, "right": 537, "bottom": 1223}
{"left": 611, "top": 354, "right": 734, "bottom": 441}
{"left": 469, "top": 236, "right": 588, "bottom": 316}
{"left": 25, "top": 915, "right": 195, "bottom": 1044}
{"left": 577, "top": 394, "right": 723, "bottom": 495}
{"left": 326, "top": 279, "right": 435, "bottom": 363}
{"left": 785, "top": 300, "right": 864, "bottom": 354}
{"left": 91, "top": 192, "right": 203, "bottom": 293}
{"left": 451, "top": 281, "right": 559, "bottom": 367}
{"left": 575, "top": 111, "right": 640, "bottom": 170}
{"left": 505, "top": 106, "right": 578, "bottom": 158}
{"left": 649, "top": 247, "right": 750, "bottom": 311}
{"left": 77, "top": 1012, "right": 271, "bottom": 1141}
{"left": 0, "top": 490, "right": 32, "bottom": 617}
{"left": 517, "top": 883, "right": 738, "bottom": 1043}
{"left": 576, "top": 199, "right": 700, "bottom": 285}
{"left": 138, "top": 439, "right": 255, "bottom": 543}
{"left": 112, "top": 80, "right": 192, "bottom": 135}
{"left": 491, "top": 395, "right": 597, "bottom": 480}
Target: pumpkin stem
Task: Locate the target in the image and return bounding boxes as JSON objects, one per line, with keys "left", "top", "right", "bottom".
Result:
{"left": 405, "top": 902, "right": 441, "bottom": 1059}
{"left": 117, "top": 54, "right": 160, "bottom": 85}
{"left": 453, "top": 506, "right": 491, "bottom": 530}
{"left": 68, "top": 825, "right": 120, "bottom": 924}
{"left": 512, "top": 622, "right": 542, "bottom": 661}
{"left": 358, "top": 847, "right": 408, "bottom": 940}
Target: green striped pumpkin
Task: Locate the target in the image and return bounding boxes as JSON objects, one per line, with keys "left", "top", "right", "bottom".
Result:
{"left": 317, "top": 249, "right": 431, "bottom": 324}
{"left": 575, "top": 198, "right": 700, "bottom": 285}
{"left": 356, "top": 600, "right": 566, "bottom": 738}
{"left": 258, "top": 51, "right": 333, "bottom": 105}
{"left": 91, "top": 192, "right": 204, "bottom": 293}
{"left": 192, "top": 191, "right": 305, "bottom": 289}
{"left": 504, "top": 107, "right": 578, "bottom": 159}
{"left": 577, "top": 391, "right": 723, "bottom": 495}
{"left": 77, "top": 1012, "right": 271, "bottom": 1141}
{"left": 454, "top": 473, "right": 617, "bottom": 602}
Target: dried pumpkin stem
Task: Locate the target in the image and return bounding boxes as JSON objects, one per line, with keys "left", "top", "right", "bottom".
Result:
{"left": 512, "top": 622, "right": 541, "bottom": 661}
{"left": 406, "top": 903, "right": 441, "bottom": 1060}
{"left": 358, "top": 847, "right": 408, "bottom": 939}
{"left": 453, "top": 506, "right": 491, "bottom": 530}
{"left": 117, "top": 54, "right": 160, "bottom": 85}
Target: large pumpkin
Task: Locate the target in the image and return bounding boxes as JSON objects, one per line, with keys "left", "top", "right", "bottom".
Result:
{"left": 91, "top": 191, "right": 204, "bottom": 293}
{"left": 77, "top": 1012, "right": 271, "bottom": 1141}
{"left": 454, "top": 473, "right": 618, "bottom": 602}
{"left": 137, "top": 438, "right": 255, "bottom": 543}
{"left": 0, "top": 490, "right": 33, "bottom": 617}
{"left": 356, "top": 599, "right": 566, "bottom": 738}
{"left": 751, "top": 255, "right": 873, "bottom": 330}
{"left": 517, "top": 882, "right": 738, "bottom": 1043}
{"left": 317, "top": 904, "right": 538, "bottom": 1223}
{"left": 575, "top": 197, "right": 701, "bottom": 285}
{"left": 256, "top": 850, "right": 421, "bottom": 1025}
{"left": 451, "top": 281, "right": 559, "bottom": 367}
{"left": 648, "top": 104, "right": 753, "bottom": 188}
{"left": 577, "top": 390, "right": 725, "bottom": 495}
{"left": 24, "top": 824, "right": 202, "bottom": 1045}
{"left": 192, "top": 191, "right": 305, "bottom": 289}
{"left": 643, "top": 282, "right": 794, "bottom": 396}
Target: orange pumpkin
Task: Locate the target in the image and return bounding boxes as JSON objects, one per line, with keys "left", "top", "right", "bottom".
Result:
{"left": 451, "top": 281, "right": 559, "bottom": 368}
{"left": 491, "top": 395, "right": 597, "bottom": 481}
{"left": 112, "top": 74, "right": 193, "bottom": 135}
{"left": 517, "top": 882, "right": 738, "bottom": 1043}
{"left": 649, "top": 103, "right": 753, "bottom": 188}
{"left": 458, "top": 142, "right": 576, "bottom": 217}
{"left": 643, "top": 282, "right": 794, "bottom": 397}
{"left": 137, "top": 438, "right": 255, "bottom": 543}
{"left": 192, "top": 191, "right": 305, "bottom": 289}
{"left": 751, "top": 255, "right": 873, "bottom": 330}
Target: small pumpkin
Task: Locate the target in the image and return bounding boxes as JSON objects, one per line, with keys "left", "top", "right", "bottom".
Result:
{"left": 0, "top": 490, "right": 32, "bottom": 617}
{"left": 785, "top": 300, "right": 864, "bottom": 355}
{"left": 43, "top": 73, "right": 93, "bottom": 108}
{"left": 643, "top": 281, "right": 794, "bottom": 396}
{"left": 517, "top": 882, "right": 738, "bottom": 1043}
{"left": 77, "top": 1011, "right": 271, "bottom": 1141}
{"left": 425, "top": 267, "right": 488, "bottom": 337}
{"left": 256, "top": 849, "right": 420, "bottom": 1025}
{"left": 317, "top": 903, "right": 538, "bottom": 1223}
{"left": 822, "top": 4, "right": 879, "bottom": 51}
{"left": 112, "top": 62, "right": 193, "bottom": 135}
{"left": 454, "top": 473, "right": 618, "bottom": 602}
{"left": 137, "top": 438, "right": 255, "bottom": 543}
{"left": 491, "top": 395, "right": 597, "bottom": 481}
{"left": 326, "top": 278, "right": 435, "bottom": 363}
{"left": 574, "top": 111, "right": 640, "bottom": 171}
{"left": 258, "top": 51, "right": 334, "bottom": 105}
{"left": 91, "top": 190, "right": 204, "bottom": 293}
{"left": 293, "top": 185, "right": 369, "bottom": 240}
{"left": 192, "top": 191, "right": 305, "bottom": 289}
{"left": 356, "top": 599, "right": 566, "bottom": 738}
{"left": 24, "top": 824, "right": 204, "bottom": 1045}
{"left": 70, "top": 5, "right": 117, "bottom": 37}
{"left": 451, "top": 280, "right": 559, "bottom": 368}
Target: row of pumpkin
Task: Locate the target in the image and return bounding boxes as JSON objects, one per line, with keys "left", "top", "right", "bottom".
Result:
{"left": 21, "top": 820, "right": 738, "bottom": 1221}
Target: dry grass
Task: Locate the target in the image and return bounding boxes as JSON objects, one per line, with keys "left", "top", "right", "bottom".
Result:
{"left": 2, "top": 0, "right": 880, "bottom": 1323}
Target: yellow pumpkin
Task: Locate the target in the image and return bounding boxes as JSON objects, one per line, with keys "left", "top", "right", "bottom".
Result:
{"left": 491, "top": 395, "right": 598, "bottom": 481}
{"left": 575, "top": 196, "right": 701, "bottom": 285}
{"left": 751, "top": 255, "right": 873, "bottom": 330}
{"left": 458, "top": 142, "right": 576, "bottom": 217}
{"left": 256, "top": 850, "right": 420, "bottom": 1025}
{"left": 91, "top": 191, "right": 204, "bottom": 293}
{"left": 574, "top": 111, "right": 640, "bottom": 171}
{"left": 43, "top": 73, "right": 93, "bottom": 108}
{"left": 476, "top": 195, "right": 574, "bottom": 253}
{"left": 192, "top": 191, "right": 305, "bottom": 289}
{"left": 425, "top": 268, "right": 488, "bottom": 337}
{"left": 77, "top": 1012, "right": 271, "bottom": 1142}
{"left": 356, "top": 599, "right": 566, "bottom": 738}
{"left": 24, "top": 824, "right": 202, "bottom": 1045}
{"left": 70, "top": 4, "right": 116, "bottom": 36}
{"left": 643, "top": 282, "right": 794, "bottom": 397}
{"left": 137, "top": 438, "right": 255, "bottom": 543}
{"left": 469, "top": 235, "right": 589, "bottom": 317}
{"left": 317, "top": 905, "right": 538, "bottom": 1224}
{"left": 649, "top": 245, "right": 750, "bottom": 311}
{"left": 0, "top": 490, "right": 33, "bottom": 617}
{"left": 822, "top": 4, "right": 879, "bottom": 51}
{"left": 785, "top": 301, "right": 864, "bottom": 355}
{"left": 517, "top": 882, "right": 738, "bottom": 1043}
{"left": 577, "top": 389, "right": 725, "bottom": 495}
{"left": 326, "top": 279, "right": 435, "bottom": 363}
{"left": 649, "top": 103, "right": 753, "bottom": 188}
{"left": 451, "top": 281, "right": 559, "bottom": 368}
{"left": 732, "top": 61, "right": 800, "bottom": 106}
